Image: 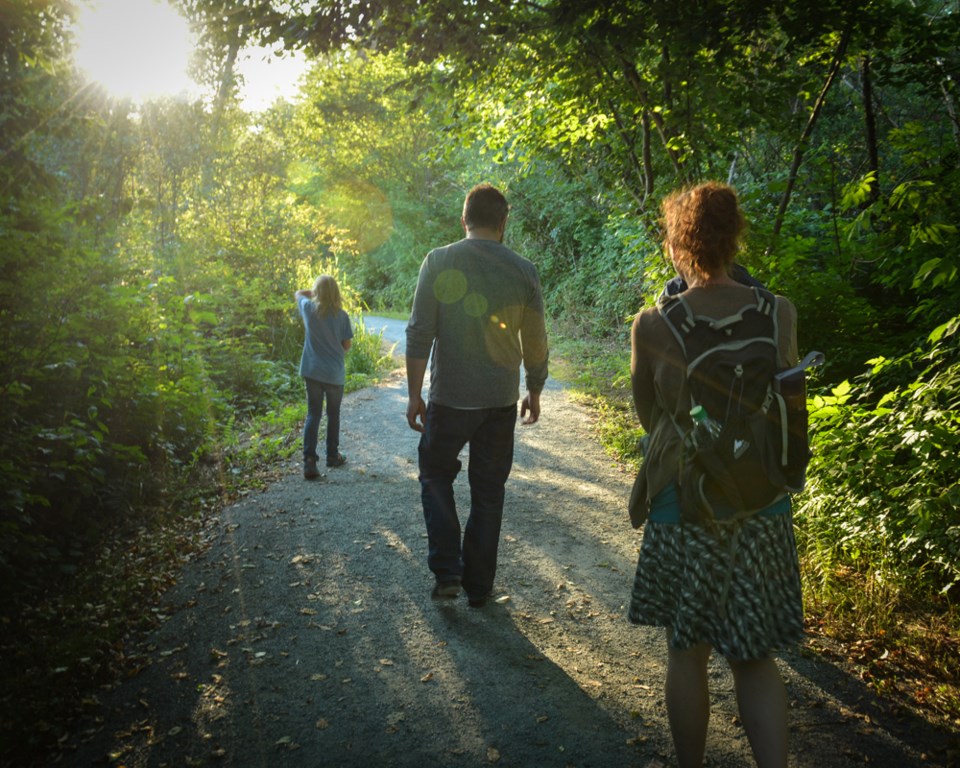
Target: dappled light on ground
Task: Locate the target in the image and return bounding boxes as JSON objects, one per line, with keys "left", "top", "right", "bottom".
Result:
{"left": 66, "top": 370, "right": 951, "bottom": 767}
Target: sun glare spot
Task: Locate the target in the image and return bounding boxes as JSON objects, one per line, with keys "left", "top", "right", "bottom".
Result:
{"left": 72, "top": 0, "right": 197, "bottom": 102}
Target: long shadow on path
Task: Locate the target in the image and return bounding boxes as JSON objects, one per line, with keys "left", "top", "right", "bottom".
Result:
{"left": 67, "top": 350, "right": 956, "bottom": 767}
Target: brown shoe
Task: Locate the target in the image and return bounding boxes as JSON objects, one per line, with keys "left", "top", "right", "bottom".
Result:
{"left": 303, "top": 458, "right": 320, "bottom": 479}
{"left": 431, "top": 581, "right": 461, "bottom": 600}
{"left": 326, "top": 453, "right": 347, "bottom": 468}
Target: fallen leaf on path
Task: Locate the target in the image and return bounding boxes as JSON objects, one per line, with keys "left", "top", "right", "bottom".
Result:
{"left": 315, "top": 718, "right": 329, "bottom": 730}
{"left": 310, "top": 673, "right": 328, "bottom": 681}
{"left": 275, "top": 736, "right": 300, "bottom": 750}
{"left": 420, "top": 672, "right": 434, "bottom": 683}
{"left": 300, "top": 608, "right": 318, "bottom": 616}
{"left": 487, "top": 746, "right": 500, "bottom": 763}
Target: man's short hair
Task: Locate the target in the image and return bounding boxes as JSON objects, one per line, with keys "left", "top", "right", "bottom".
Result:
{"left": 463, "top": 184, "right": 509, "bottom": 231}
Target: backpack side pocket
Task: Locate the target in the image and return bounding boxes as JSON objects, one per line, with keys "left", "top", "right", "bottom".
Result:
{"left": 773, "top": 369, "right": 811, "bottom": 491}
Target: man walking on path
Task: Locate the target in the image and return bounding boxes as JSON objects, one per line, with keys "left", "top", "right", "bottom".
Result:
{"left": 405, "top": 183, "right": 549, "bottom": 607}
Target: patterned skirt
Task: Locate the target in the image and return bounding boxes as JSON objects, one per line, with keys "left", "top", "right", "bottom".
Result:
{"left": 628, "top": 490, "right": 804, "bottom": 660}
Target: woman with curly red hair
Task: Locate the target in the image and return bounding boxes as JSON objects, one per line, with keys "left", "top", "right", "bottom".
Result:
{"left": 628, "top": 182, "right": 803, "bottom": 768}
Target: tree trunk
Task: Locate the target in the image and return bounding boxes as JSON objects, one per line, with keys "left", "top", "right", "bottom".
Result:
{"left": 642, "top": 109, "right": 654, "bottom": 201}
{"left": 617, "top": 53, "right": 685, "bottom": 178}
{"left": 861, "top": 54, "right": 880, "bottom": 205}
{"left": 203, "top": 23, "right": 244, "bottom": 192}
{"left": 770, "top": 26, "right": 852, "bottom": 246}
{"left": 605, "top": 98, "right": 648, "bottom": 206}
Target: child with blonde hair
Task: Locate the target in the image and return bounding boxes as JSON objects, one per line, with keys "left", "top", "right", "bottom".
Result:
{"left": 295, "top": 274, "right": 353, "bottom": 478}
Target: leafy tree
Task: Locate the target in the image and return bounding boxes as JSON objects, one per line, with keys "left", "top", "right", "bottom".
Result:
{"left": 288, "top": 48, "right": 473, "bottom": 309}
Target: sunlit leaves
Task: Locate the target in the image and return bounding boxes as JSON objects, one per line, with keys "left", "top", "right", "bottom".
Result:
{"left": 840, "top": 171, "right": 878, "bottom": 211}
{"left": 800, "top": 329, "right": 960, "bottom": 607}
{"left": 928, "top": 316, "right": 960, "bottom": 345}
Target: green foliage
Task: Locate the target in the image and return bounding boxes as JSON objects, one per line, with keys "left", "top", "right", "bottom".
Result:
{"left": 798, "top": 321, "right": 960, "bottom": 605}
{"left": 0, "top": 25, "right": 383, "bottom": 612}
{"left": 342, "top": 316, "right": 399, "bottom": 391}
{"left": 289, "top": 48, "right": 468, "bottom": 310}
{"left": 4, "top": 0, "right": 960, "bottom": 751}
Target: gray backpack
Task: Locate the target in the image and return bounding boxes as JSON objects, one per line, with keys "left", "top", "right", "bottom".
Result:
{"left": 659, "top": 287, "right": 823, "bottom": 524}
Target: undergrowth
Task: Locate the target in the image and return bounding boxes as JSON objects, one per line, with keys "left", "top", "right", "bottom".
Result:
{"left": 0, "top": 320, "right": 398, "bottom": 766}
{"left": 549, "top": 326, "right": 644, "bottom": 472}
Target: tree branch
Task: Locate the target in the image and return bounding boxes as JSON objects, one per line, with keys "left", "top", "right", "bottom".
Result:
{"left": 616, "top": 52, "right": 685, "bottom": 178}
{"left": 770, "top": 25, "right": 852, "bottom": 246}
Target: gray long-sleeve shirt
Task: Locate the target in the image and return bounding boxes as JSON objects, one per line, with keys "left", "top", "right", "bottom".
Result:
{"left": 406, "top": 237, "right": 549, "bottom": 408}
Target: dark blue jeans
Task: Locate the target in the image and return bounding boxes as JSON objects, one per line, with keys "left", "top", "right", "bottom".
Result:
{"left": 303, "top": 378, "right": 344, "bottom": 462}
{"left": 418, "top": 402, "right": 516, "bottom": 598}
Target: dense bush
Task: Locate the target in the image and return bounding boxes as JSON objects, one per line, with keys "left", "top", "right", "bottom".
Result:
{"left": 799, "top": 319, "right": 960, "bottom": 608}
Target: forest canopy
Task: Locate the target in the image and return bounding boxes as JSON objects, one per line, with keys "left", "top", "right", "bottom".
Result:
{"left": 1, "top": 0, "right": 959, "bottom": 756}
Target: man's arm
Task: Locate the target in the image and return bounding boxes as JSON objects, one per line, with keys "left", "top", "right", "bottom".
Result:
{"left": 405, "top": 253, "right": 437, "bottom": 433}
{"left": 295, "top": 289, "right": 312, "bottom": 300}
{"left": 519, "top": 272, "right": 549, "bottom": 425}
{"left": 406, "top": 356, "right": 429, "bottom": 432}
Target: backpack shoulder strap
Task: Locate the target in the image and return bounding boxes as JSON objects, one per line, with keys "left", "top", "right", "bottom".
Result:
{"left": 657, "top": 291, "right": 694, "bottom": 354}
{"left": 752, "top": 286, "right": 781, "bottom": 355}
{"left": 753, "top": 286, "right": 776, "bottom": 316}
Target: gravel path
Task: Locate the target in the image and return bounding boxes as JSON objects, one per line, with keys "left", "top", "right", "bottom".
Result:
{"left": 67, "top": 318, "right": 953, "bottom": 767}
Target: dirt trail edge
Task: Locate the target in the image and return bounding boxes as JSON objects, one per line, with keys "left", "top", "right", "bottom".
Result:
{"left": 70, "top": 320, "right": 950, "bottom": 768}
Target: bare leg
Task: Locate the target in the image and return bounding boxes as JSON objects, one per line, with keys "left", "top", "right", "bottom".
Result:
{"left": 665, "top": 639, "right": 712, "bottom": 768}
{"left": 728, "top": 656, "right": 788, "bottom": 768}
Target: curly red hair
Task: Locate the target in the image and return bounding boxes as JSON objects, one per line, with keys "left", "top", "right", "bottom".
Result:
{"left": 661, "top": 182, "right": 746, "bottom": 283}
